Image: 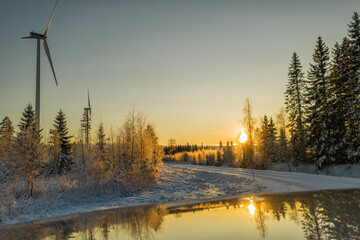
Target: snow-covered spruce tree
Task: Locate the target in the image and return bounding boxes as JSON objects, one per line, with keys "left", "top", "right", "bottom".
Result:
{"left": 304, "top": 37, "right": 333, "bottom": 168}
{"left": 327, "top": 40, "right": 351, "bottom": 164}
{"left": 11, "top": 104, "right": 45, "bottom": 197}
{"left": 0, "top": 116, "right": 15, "bottom": 169}
{"left": 48, "top": 110, "right": 73, "bottom": 175}
{"left": 346, "top": 12, "right": 360, "bottom": 163}
{"left": 258, "top": 116, "right": 277, "bottom": 168}
{"left": 284, "top": 52, "right": 306, "bottom": 164}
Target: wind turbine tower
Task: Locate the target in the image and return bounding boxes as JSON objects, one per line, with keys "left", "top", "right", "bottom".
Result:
{"left": 22, "top": 0, "right": 59, "bottom": 129}
{"left": 82, "top": 88, "right": 92, "bottom": 145}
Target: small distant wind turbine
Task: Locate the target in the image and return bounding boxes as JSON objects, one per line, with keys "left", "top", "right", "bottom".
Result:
{"left": 84, "top": 88, "right": 92, "bottom": 121}
{"left": 22, "top": 0, "right": 59, "bottom": 129}
{"left": 83, "top": 88, "right": 92, "bottom": 144}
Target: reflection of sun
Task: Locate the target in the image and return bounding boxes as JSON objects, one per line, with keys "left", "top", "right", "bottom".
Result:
{"left": 248, "top": 200, "right": 255, "bottom": 215}
{"left": 240, "top": 131, "right": 248, "bottom": 143}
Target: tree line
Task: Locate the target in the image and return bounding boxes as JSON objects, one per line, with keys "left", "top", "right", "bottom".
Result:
{"left": 0, "top": 104, "right": 163, "bottom": 220}
{"left": 164, "top": 142, "right": 216, "bottom": 155}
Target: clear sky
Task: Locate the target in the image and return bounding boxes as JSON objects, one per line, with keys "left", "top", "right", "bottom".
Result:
{"left": 0, "top": 0, "right": 359, "bottom": 145}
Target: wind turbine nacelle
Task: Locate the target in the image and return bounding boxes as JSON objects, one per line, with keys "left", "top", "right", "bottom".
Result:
{"left": 30, "top": 32, "right": 47, "bottom": 39}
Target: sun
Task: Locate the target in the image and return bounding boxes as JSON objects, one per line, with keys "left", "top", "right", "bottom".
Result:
{"left": 240, "top": 131, "right": 248, "bottom": 143}
{"left": 248, "top": 200, "right": 256, "bottom": 215}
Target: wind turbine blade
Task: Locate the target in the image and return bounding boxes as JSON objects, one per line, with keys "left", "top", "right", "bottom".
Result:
{"left": 87, "top": 88, "right": 92, "bottom": 119}
{"left": 88, "top": 88, "right": 91, "bottom": 108}
{"left": 43, "top": 40, "right": 58, "bottom": 86}
{"left": 21, "top": 36, "right": 33, "bottom": 39}
{"left": 44, "top": 0, "right": 59, "bottom": 36}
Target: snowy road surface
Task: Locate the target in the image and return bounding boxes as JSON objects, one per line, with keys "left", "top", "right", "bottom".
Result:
{"left": 167, "top": 163, "right": 360, "bottom": 194}
{"left": 2, "top": 162, "right": 360, "bottom": 225}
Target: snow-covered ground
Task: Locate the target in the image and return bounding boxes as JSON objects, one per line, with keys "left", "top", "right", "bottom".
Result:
{"left": 1, "top": 162, "right": 359, "bottom": 225}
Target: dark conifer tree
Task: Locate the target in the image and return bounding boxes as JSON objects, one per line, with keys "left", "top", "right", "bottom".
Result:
{"left": 216, "top": 148, "right": 223, "bottom": 166}
{"left": 267, "top": 117, "right": 277, "bottom": 163}
{"left": 258, "top": 115, "right": 269, "bottom": 167}
{"left": 304, "top": 37, "right": 332, "bottom": 168}
{"left": 223, "top": 140, "right": 235, "bottom": 166}
{"left": 18, "top": 104, "right": 40, "bottom": 134}
{"left": 346, "top": 12, "right": 360, "bottom": 163}
{"left": 49, "top": 110, "right": 73, "bottom": 174}
{"left": 284, "top": 52, "right": 306, "bottom": 163}
{"left": 327, "top": 40, "right": 351, "bottom": 164}
{"left": 0, "top": 116, "right": 14, "bottom": 150}
{"left": 259, "top": 116, "right": 277, "bottom": 167}
{"left": 0, "top": 116, "right": 14, "bottom": 141}
{"left": 0, "top": 116, "right": 15, "bottom": 170}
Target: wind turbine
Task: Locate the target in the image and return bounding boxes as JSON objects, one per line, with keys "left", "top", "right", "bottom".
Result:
{"left": 84, "top": 88, "right": 92, "bottom": 121}
{"left": 83, "top": 88, "right": 92, "bottom": 145}
{"left": 22, "top": 0, "right": 59, "bottom": 129}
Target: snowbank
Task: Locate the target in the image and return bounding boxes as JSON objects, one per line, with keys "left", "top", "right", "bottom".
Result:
{"left": 270, "top": 162, "right": 360, "bottom": 178}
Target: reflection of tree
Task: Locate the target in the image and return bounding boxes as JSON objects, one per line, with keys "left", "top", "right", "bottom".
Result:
{"left": 87, "top": 225, "right": 95, "bottom": 240}
{"left": 314, "top": 191, "right": 360, "bottom": 240}
{"left": 269, "top": 199, "right": 287, "bottom": 221}
{"left": 254, "top": 202, "right": 268, "bottom": 239}
{"left": 80, "top": 205, "right": 166, "bottom": 240}
{"left": 92, "top": 205, "right": 166, "bottom": 240}
{"left": 13, "top": 223, "right": 44, "bottom": 240}
{"left": 49, "top": 220, "right": 75, "bottom": 240}
{"left": 286, "top": 199, "right": 301, "bottom": 225}
{"left": 264, "top": 190, "right": 360, "bottom": 240}
{"left": 299, "top": 196, "right": 324, "bottom": 240}
{"left": 100, "top": 215, "right": 111, "bottom": 240}
{"left": 0, "top": 205, "right": 166, "bottom": 240}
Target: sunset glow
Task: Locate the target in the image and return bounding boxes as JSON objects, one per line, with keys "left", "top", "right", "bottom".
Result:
{"left": 240, "top": 131, "right": 248, "bottom": 143}
{"left": 248, "top": 200, "right": 256, "bottom": 215}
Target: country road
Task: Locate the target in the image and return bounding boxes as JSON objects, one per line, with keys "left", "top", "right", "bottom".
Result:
{"left": 167, "top": 162, "right": 360, "bottom": 194}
